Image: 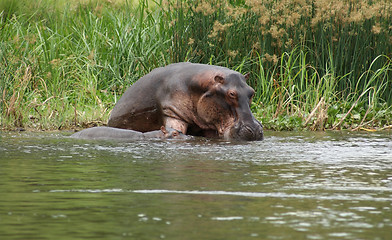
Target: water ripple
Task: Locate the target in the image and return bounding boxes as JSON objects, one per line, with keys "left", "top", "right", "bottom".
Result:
{"left": 48, "top": 189, "right": 392, "bottom": 202}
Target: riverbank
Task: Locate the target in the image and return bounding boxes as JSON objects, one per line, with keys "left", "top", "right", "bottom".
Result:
{"left": 1, "top": 0, "right": 391, "bottom": 131}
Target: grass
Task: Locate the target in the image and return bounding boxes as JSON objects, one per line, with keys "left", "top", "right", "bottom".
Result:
{"left": 1, "top": 0, "right": 170, "bottom": 130}
{"left": 1, "top": 0, "right": 391, "bottom": 131}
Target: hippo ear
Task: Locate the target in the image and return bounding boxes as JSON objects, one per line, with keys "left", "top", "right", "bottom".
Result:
{"left": 214, "top": 75, "right": 225, "bottom": 84}
{"left": 244, "top": 73, "right": 250, "bottom": 81}
{"left": 160, "top": 126, "right": 168, "bottom": 134}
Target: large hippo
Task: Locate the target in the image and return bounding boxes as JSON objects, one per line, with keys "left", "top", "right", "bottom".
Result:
{"left": 71, "top": 126, "right": 189, "bottom": 140}
{"left": 108, "top": 62, "right": 263, "bottom": 141}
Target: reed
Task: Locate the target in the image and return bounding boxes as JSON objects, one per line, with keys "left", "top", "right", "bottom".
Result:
{"left": 164, "top": 0, "right": 392, "bottom": 130}
{"left": 1, "top": 0, "right": 391, "bottom": 131}
{"left": 1, "top": 0, "right": 170, "bottom": 129}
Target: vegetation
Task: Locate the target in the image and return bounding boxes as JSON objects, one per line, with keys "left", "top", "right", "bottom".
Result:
{"left": 1, "top": 0, "right": 391, "bottom": 131}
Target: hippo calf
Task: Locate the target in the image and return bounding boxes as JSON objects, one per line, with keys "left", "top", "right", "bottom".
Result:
{"left": 71, "top": 126, "right": 189, "bottom": 140}
{"left": 108, "top": 62, "right": 263, "bottom": 141}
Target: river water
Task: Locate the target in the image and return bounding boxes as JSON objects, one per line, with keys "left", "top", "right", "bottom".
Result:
{"left": 0, "top": 130, "right": 391, "bottom": 240}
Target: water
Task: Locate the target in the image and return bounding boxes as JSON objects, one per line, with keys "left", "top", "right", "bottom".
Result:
{"left": 1, "top": 130, "right": 391, "bottom": 240}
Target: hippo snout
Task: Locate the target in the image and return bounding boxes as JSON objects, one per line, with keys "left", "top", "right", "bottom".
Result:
{"left": 231, "top": 120, "right": 264, "bottom": 141}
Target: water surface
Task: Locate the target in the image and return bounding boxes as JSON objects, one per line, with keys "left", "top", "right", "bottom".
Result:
{"left": 1, "top": 131, "right": 391, "bottom": 239}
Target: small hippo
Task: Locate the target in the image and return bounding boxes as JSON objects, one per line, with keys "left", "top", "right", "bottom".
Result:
{"left": 70, "top": 126, "right": 189, "bottom": 140}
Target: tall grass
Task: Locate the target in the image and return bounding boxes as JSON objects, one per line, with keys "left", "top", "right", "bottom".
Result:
{"left": 1, "top": 0, "right": 170, "bottom": 129}
{"left": 166, "top": 0, "right": 392, "bottom": 94}
{"left": 1, "top": 0, "right": 391, "bottom": 130}
{"left": 165, "top": 0, "right": 392, "bottom": 130}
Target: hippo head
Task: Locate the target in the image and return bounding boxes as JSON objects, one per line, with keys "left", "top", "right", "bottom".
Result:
{"left": 160, "top": 126, "right": 191, "bottom": 140}
{"left": 195, "top": 71, "right": 264, "bottom": 141}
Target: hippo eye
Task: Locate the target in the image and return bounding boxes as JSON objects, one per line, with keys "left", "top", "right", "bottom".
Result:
{"left": 173, "top": 132, "right": 179, "bottom": 136}
{"left": 248, "top": 90, "right": 255, "bottom": 99}
{"left": 228, "top": 90, "right": 237, "bottom": 99}
{"left": 248, "top": 91, "right": 255, "bottom": 105}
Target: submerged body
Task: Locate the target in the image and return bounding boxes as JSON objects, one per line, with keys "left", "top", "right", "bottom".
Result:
{"left": 108, "top": 62, "right": 263, "bottom": 141}
{"left": 71, "top": 126, "right": 188, "bottom": 140}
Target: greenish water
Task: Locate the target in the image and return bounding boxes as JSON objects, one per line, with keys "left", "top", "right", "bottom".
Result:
{"left": 1, "top": 131, "right": 391, "bottom": 240}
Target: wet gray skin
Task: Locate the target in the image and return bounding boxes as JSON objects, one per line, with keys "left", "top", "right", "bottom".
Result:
{"left": 71, "top": 126, "right": 190, "bottom": 140}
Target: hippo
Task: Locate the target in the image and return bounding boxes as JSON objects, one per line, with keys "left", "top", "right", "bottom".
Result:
{"left": 71, "top": 126, "right": 189, "bottom": 140}
{"left": 108, "top": 62, "right": 263, "bottom": 141}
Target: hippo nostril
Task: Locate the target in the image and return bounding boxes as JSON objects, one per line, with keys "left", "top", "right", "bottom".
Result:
{"left": 236, "top": 121, "right": 264, "bottom": 141}
{"left": 231, "top": 119, "right": 264, "bottom": 141}
{"left": 240, "top": 125, "right": 255, "bottom": 140}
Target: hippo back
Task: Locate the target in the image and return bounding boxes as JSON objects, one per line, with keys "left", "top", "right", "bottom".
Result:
{"left": 107, "top": 63, "right": 234, "bottom": 132}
